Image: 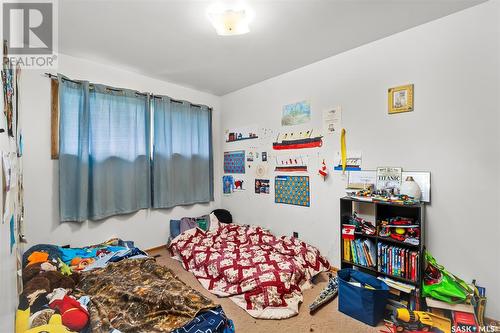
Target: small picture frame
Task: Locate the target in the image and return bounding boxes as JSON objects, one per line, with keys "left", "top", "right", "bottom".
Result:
{"left": 388, "top": 84, "right": 414, "bottom": 114}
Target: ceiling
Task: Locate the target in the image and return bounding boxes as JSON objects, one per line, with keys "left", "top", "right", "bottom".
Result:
{"left": 59, "top": 0, "right": 485, "bottom": 96}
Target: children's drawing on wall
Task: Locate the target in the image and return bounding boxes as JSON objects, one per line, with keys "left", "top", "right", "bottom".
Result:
{"left": 334, "top": 151, "right": 362, "bottom": 171}
{"left": 255, "top": 179, "right": 270, "bottom": 194}
{"left": 281, "top": 100, "right": 311, "bottom": 126}
{"left": 246, "top": 151, "right": 254, "bottom": 162}
{"left": 224, "top": 150, "right": 245, "bottom": 174}
{"left": 225, "top": 125, "right": 259, "bottom": 143}
{"left": 222, "top": 175, "right": 234, "bottom": 194}
{"left": 323, "top": 106, "right": 342, "bottom": 135}
{"left": 234, "top": 178, "right": 245, "bottom": 191}
{"left": 273, "top": 129, "right": 323, "bottom": 150}
{"left": 275, "top": 175, "right": 310, "bottom": 207}
{"left": 275, "top": 154, "right": 308, "bottom": 172}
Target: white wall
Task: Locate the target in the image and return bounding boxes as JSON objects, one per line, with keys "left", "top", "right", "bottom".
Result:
{"left": 0, "top": 85, "right": 22, "bottom": 333}
{"left": 21, "top": 54, "right": 222, "bottom": 250}
{"left": 221, "top": 0, "right": 500, "bottom": 319}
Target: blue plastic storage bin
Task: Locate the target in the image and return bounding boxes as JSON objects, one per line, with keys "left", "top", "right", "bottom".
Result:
{"left": 337, "top": 268, "right": 390, "bottom": 326}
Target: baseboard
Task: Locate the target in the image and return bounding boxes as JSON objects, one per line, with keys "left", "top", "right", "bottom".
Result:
{"left": 145, "top": 244, "right": 168, "bottom": 253}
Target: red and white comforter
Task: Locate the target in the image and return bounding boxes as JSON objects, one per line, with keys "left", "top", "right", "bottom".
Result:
{"left": 169, "top": 224, "right": 330, "bottom": 319}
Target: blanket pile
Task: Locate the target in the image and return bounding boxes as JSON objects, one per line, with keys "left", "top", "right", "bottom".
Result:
{"left": 170, "top": 224, "right": 330, "bottom": 319}
{"left": 76, "top": 258, "right": 216, "bottom": 333}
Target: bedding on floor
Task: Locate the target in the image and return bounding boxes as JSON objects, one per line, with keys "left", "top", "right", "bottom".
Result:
{"left": 17, "top": 239, "right": 234, "bottom": 333}
{"left": 169, "top": 224, "right": 330, "bottom": 319}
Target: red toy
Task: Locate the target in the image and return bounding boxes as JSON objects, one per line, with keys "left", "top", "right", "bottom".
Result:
{"left": 48, "top": 289, "right": 89, "bottom": 331}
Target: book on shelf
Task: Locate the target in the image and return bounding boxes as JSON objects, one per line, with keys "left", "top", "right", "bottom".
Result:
{"left": 377, "top": 242, "right": 419, "bottom": 281}
{"left": 344, "top": 238, "right": 376, "bottom": 268}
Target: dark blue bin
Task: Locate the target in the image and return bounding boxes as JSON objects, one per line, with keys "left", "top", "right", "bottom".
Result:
{"left": 337, "top": 268, "right": 390, "bottom": 326}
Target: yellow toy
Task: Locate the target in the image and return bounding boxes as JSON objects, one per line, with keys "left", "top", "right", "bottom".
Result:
{"left": 16, "top": 308, "right": 76, "bottom": 333}
{"left": 392, "top": 308, "right": 451, "bottom": 333}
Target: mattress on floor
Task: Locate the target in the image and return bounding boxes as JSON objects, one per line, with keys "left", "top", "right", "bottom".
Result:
{"left": 169, "top": 224, "right": 330, "bottom": 319}
{"left": 19, "top": 240, "right": 234, "bottom": 333}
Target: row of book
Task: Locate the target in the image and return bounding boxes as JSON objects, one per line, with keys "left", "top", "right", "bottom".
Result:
{"left": 377, "top": 243, "right": 419, "bottom": 281}
{"left": 343, "top": 238, "right": 376, "bottom": 267}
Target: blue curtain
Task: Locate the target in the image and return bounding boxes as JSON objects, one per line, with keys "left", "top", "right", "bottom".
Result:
{"left": 152, "top": 96, "right": 213, "bottom": 208}
{"left": 58, "top": 75, "right": 151, "bottom": 222}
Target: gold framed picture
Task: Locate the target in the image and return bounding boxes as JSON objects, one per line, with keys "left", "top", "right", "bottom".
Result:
{"left": 388, "top": 84, "right": 414, "bottom": 114}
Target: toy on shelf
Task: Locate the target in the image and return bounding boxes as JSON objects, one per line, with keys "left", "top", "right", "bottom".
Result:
{"left": 346, "top": 213, "right": 376, "bottom": 236}
{"left": 309, "top": 274, "right": 339, "bottom": 314}
{"left": 378, "top": 217, "right": 420, "bottom": 246}
{"left": 348, "top": 189, "right": 420, "bottom": 206}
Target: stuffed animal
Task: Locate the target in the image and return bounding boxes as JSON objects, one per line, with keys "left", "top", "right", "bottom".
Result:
{"left": 16, "top": 296, "right": 76, "bottom": 333}
{"left": 23, "top": 262, "right": 58, "bottom": 284}
{"left": 22, "top": 265, "right": 79, "bottom": 304}
{"left": 48, "top": 288, "right": 89, "bottom": 331}
{"left": 57, "top": 258, "right": 72, "bottom": 276}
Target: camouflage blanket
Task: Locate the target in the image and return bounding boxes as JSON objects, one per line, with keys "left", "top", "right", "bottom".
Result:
{"left": 76, "top": 258, "right": 216, "bottom": 333}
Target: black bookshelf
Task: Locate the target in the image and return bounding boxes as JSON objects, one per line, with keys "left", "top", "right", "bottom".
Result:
{"left": 340, "top": 197, "right": 425, "bottom": 289}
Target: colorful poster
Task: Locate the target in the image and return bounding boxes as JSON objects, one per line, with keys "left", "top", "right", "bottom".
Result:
{"left": 275, "top": 175, "right": 310, "bottom": 207}
{"left": 281, "top": 101, "right": 311, "bottom": 126}
{"left": 222, "top": 175, "right": 234, "bottom": 194}
{"left": 255, "top": 179, "right": 270, "bottom": 194}
{"left": 224, "top": 150, "right": 245, "bottom": 174}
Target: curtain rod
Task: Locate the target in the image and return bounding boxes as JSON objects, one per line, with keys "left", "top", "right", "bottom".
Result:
{"left": 43, "top": 73, "right": 211, "bottom": 109}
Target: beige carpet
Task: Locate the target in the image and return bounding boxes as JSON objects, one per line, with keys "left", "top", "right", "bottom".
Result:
{"left": 150, "top": 248, "right": 382, "bottom": 333}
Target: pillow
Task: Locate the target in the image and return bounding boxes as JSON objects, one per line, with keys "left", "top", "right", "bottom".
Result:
{"left": 209, "top": 213, "right": 220, "bottom": 231}
{"left": 211, "top": 209, "right": 232, "bottom": 224}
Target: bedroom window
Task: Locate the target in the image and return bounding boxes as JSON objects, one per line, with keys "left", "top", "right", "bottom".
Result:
{"left": 57, "top": 75, "right": 213, "bottom": 222}
{"left": 152, "top": 96, "right": 214, "bottom": 208}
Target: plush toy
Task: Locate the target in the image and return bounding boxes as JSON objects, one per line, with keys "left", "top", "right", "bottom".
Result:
{"left": 57, "top": 258, "right": 72, "bottom": 276}
{"left": 23, "top": 262, "right": 58, "bottom": 284}
{"left": 22, "top": 266, "right": 79, "bottom": 306}
{"left": 48, "top": 288, "right": 89, "bottom": 331}
{"left": 16, "top": 296, "right": 76, "bottom": 333}
{"left": 70, "top": 257, "right": 95, "bottom": 271}
{"left": 26, "top": 252, "right": 50, "bottom": 266}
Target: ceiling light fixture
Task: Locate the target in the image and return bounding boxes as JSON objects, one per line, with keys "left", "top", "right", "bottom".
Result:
{"left": 207, "top": 2, "right": 254, "bottom": 36}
